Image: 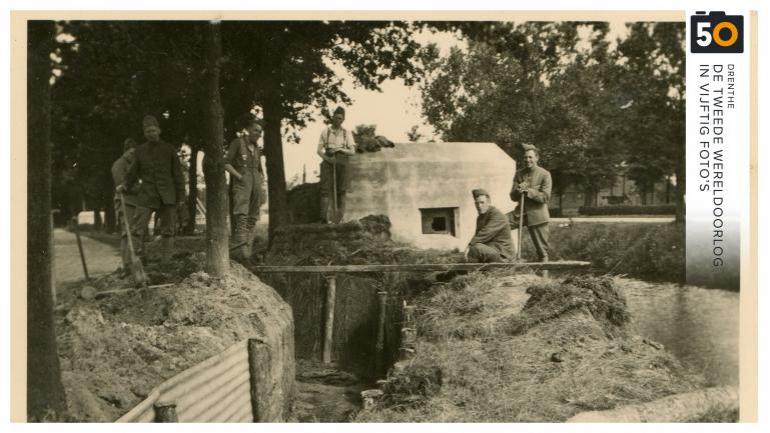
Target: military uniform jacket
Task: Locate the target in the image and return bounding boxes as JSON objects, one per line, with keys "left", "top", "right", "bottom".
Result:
{"left": 510, "top": 166, "right": 552, "bottom": 226}
{"left": 125, "top": 139, "right": 185, "bottom": 209}
{"left": 225, "top": 136, "right": 263, "bottom": 175}
{"left": 469, "top": 206, "right": 515, "bottom": 259}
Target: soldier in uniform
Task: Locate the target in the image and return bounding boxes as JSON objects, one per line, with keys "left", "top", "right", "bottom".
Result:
{"left": 224, "top": 119, "right": 264, "bottom": 259}
{"left": 465, "top": 189, "right": 515, "bottom": 263}
{"left": 317, "top": 106, "right": 356, "bottom": 223}
{"left": 510, "top": 145, "right": 552, "bottom": 262}
{"left": 111, "top": 138, "right": 139, "bottom": 273}
{"left": 119, "top": 115, "right": 185, "bottom": 265}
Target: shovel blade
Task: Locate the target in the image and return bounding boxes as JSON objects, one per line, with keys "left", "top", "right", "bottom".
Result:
{"left": 131, "top": 258, "right": 149, "bottom": 286}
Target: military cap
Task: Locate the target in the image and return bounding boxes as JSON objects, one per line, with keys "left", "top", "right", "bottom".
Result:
{"left": 522, "top": 143, "right": 538, "bottom": 153}
{"left": 142, "top": 115, "right": 160, "bottom": 129}
{"left": 472, "top": 188, "right": 490, "bottom": 199}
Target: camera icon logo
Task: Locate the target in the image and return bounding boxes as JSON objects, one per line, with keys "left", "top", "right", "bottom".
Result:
{"left": 691, "top": 11, "right": 743, "bottom": 53}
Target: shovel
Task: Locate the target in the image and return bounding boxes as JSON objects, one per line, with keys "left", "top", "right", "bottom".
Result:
{"left": 516, "top": 191, "right": 526, "bottom": 262}
{"left": 332, "top": 161, "right": 338, "bottom": 223}
{"left": 72, "top": 216, "right": 90, "bottom": 280}
{"left": 120, "top": 192, "right": 148, "bottom": 287}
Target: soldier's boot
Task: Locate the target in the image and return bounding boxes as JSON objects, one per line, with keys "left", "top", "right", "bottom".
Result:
{"left": 245, "top": 216, "right": 259, "bottom": 258}
{"left": 232, "top": 215, "right": 249, "bottom": 260}
{"left": 319, "top": 196, "right": 331, "bottom": 223}
{"left": 160, "top": 236, "right": 174, "bottom": 265}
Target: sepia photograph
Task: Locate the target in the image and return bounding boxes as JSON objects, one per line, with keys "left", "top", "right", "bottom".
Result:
{"left": 12, "top": 9, "right": 752, "bottom": 424}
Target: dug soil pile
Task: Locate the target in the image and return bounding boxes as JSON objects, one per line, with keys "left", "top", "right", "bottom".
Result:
{"left": 356, "top": 272, "right": 719, "bottom": 422}
{"left": 55, "top": 252, "right": 294, "bottom": 422}
{"left": 265, "top": 215, "right": 460, "bottom": 266}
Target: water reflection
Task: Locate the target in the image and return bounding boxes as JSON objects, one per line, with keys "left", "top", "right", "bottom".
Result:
{"left": 616, "top": 278, "right": 739, "bottom": 386}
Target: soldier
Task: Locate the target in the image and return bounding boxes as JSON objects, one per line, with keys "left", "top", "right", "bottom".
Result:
{"left": 510, "top": 145, "right": 552, "bottom": 262}
{"left": 224, "top": 118, "right": 265, "bottom": 259}
{"left": 465, "top": 189, "right": 515, "bottom": 263}
{"left": 317, "top": 106, "right": 356, "bottom": 223}
{"left": 118, "top": 115, "right": 185, "bottom": 265}
{"left": 111, "top": 138, "right": 139, "bottom": 274}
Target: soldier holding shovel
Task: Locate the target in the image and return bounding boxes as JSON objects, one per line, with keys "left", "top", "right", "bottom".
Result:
{"left": 317, "top": 107, "right": 356, "bottom": 223}
{"left": 510, "top": 145, "right": 552, "bottom": 262}
{"left": 111, "top": 138, "right": 140, "bottom": 275}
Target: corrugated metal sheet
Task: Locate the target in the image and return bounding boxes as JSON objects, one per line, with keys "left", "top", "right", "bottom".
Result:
{"left": 117, "top": 339, "right": 255, "bottom": 423}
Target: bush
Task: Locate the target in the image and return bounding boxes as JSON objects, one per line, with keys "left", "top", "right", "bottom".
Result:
{"left": 578, "top": 205, "right": 676, "bottom": 216}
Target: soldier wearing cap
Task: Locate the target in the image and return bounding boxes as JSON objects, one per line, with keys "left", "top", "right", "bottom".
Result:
{"left": 119, "top": 115, "right": 185, "bottom": 265}
{"left": 111, "top": 138, "right": 139, "bottom": 273}
{"left": 510, "top": 144, "right": 552, "bottom": 262}
{"left": 224, "top": 118, "right": 265, "bottom": 259}
{"left": 465, "top": 189, "right": 515, "bottom": 263}
{"left": 317, "top": 106, "right": 356, "bottom": 223}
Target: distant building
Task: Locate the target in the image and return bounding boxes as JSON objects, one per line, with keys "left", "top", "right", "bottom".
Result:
{"left": 554, "top": 172, "right": 677, "bottom": 215}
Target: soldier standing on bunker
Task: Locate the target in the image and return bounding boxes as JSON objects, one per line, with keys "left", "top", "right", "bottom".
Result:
{"left": 510, "top": 145, "right": 552, "bottom": 262}
{"left": 224, "top": 118, "right": 265, "bottom": 259}
{"left": 465, "top": 189, "right": 515, "bottom": 263}
{"left": 118, "top": 115, "right": 185, "bottom": 265}
{"left": 111, "top": 138, "right": 139, "bottom": 275}
{"left": 317, "top": 106, "right": 356, "bottom": 223}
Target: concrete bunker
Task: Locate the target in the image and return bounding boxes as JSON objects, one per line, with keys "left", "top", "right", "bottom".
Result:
{"left": 288, "top": 142, "right": 517, "bottom": 250}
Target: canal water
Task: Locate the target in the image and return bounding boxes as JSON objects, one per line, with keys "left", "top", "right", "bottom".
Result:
{"left": 616, "top": 278, "right": 739, "bottom": 386}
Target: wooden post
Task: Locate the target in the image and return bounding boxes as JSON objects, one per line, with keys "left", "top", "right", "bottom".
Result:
{"left": 247, "top": 338, "right": 268, "bottom": 422}
{"left": 399, "top": 303, "right": 416, "bottom": 361}
{"left": 375, "top": 291, "right": 388, "bottom": 375}
{"left": 154, "top": 401, "right": 178, "bottom": 422}
{"left": 323, "top": 275, "right": 337, "bottom": 364}
{"left": 50, "top": 210, "right": 58, "bottom": 304}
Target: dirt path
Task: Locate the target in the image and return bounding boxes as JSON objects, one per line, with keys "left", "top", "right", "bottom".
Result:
{"left": 53, "top": 228, "right": 121, "bottom": 286}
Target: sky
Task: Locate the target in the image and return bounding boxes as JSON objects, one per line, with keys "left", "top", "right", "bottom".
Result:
{"left": 281, "top": 28, "right": 464, "bottom": 184}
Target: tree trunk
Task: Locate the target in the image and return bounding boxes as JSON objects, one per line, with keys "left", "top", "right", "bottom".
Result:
{"left": 202, "top": 21, "right": 229, "bottom": 276}
{"left": 27, "top": 20, "right": 67, "bottom": 420}
{"left": 263, "top": 97, "right": 289, "bottom": 246}
{"left": 93, "top": 208, "right": 102, "bottom": 230}
{"left": 104, "top": 194, "right": 116, "bottom": 233}
{"left": 675, "top": 144, "right": 685, "bottom": 223}
{"left": 184, "top": 147, "right": 198, "bottom": 235}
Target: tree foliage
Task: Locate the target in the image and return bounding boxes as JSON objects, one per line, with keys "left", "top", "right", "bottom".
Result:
{"left": 419, "top": 21, "right": 685, "bottom": 211}
{"left": 50, "top": 21, "right": 433, "bottom": 247}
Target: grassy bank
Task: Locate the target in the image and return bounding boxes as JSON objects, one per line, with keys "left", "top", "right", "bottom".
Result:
{"left": 520, "top": 222, "right": 684, "bottom": 283}
{"left": 355, "top": 272, "right": 731, "bottom": 422}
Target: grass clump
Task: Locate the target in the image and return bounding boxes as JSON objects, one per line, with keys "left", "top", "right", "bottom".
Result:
{"left": 356, "top": 273, "right": 705, "bottom": 422}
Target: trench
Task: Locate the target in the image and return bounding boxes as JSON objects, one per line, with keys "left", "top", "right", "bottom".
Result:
{"left": 261, "top": 269, "right": 739, "bottom": 421}
{"left": 260, "top": 271, "right": 427, "bottom": 422}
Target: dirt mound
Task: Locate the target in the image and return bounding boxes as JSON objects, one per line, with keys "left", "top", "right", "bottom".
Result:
{"left": 266, "top": 215, "right": 460, "bottom": 266}
{"left": 357, "top": 273, "right": 705, "bottom": 422}
{"left": 287, "top": 183, "right": 322, "bottom": 224}
{"left": 504, "top": 276, "right": 631, "bottom": 338}
{"left": 55, "top": 253, "right": 293, "bottom": 422}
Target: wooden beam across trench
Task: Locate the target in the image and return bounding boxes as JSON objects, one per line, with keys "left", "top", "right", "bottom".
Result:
{"left": 254, "top": 260, "right": 590, "bottom": 365}
{"left": 251, "top": 260, "right": 591, "bottom": 274}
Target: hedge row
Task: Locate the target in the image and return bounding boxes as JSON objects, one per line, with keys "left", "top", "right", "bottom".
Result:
{"left": 577, "top": 204, "right": 676, "bottom": 216}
